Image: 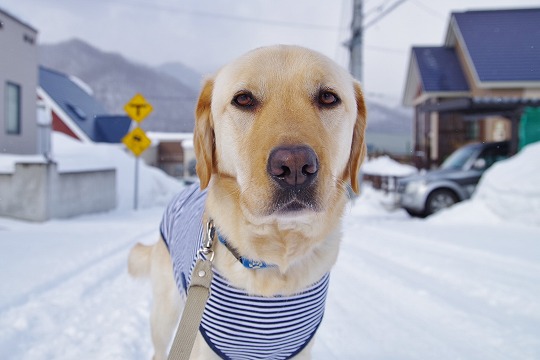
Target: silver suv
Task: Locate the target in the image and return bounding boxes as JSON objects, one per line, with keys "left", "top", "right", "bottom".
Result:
{"left": 396, "top": 141, "right": 510, "bottom": 217}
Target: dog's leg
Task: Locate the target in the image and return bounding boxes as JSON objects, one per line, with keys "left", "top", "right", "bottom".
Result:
{"left": 149, "top": 240, "right": 183, "bottom": 360}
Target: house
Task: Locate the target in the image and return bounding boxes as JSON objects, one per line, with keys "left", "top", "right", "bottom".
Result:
{"left": 0, "top": 8, "right": 39, "bottom": 155}
{"left": 403, "top": 8, "right": 540, "bottom": 168}
{"left": 38, "top": 66, "right": 131, "bottom": 143}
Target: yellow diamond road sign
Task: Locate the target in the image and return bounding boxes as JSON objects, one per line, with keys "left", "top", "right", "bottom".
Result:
{"left": 124, "top": 93, "right": 153, "bottom": 123}
{"left": 122, "top": 127, "right": 151, "bottom": 157}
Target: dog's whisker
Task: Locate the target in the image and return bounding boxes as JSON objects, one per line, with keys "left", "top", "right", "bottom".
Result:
{"left": 331, "top": 175, "right": 354, "bottom": 200}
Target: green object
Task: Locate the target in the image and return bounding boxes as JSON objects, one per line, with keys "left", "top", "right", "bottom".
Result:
{"left": 519, "top": 107, "right": 540, "bottom": 150}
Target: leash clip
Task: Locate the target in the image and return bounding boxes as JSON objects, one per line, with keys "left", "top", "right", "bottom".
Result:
{"left": 200, "top": 219, "right": 216, "bottom": 262}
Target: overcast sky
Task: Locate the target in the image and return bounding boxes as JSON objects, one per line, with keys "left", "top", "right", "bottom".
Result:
{"left": 3, "top": 0, "right": 539, "bottom": 104}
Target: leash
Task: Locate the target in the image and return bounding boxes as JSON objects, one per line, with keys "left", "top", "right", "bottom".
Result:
{"left": 167, "top": 219, "right": 216, "bottom": 360}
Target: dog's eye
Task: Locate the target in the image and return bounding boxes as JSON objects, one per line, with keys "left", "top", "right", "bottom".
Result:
{"left": 232, "top": 92, "right": 256, "bottom": 108}
{"left": 318, "top": 90, "right": 340, "bottom": 107}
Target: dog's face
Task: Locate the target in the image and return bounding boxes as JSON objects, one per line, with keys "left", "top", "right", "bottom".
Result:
{"left": 195, "top": 45, "right": 366, "bottom": 223}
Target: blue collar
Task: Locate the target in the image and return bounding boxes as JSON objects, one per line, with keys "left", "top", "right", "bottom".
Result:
{"left": 217, "top": 233, "right": 277, "bottom": 269}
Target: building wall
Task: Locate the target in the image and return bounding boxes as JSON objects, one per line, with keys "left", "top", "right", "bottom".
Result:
{"left": 0, "top": 162, "right": 116, "bottom": 221}
{"left": 0, "top": 10, "right": 39, "bottom": 154}
{"left": 51, "top": 167, "right": 117, "bottom": 219}
{"left": 0, "top": 162, "right": 49, "bottom": 221}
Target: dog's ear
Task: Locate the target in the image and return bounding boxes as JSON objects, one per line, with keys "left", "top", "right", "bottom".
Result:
{"left": 194, "top": 78, "right": 215, "bottom": 189}
{"left": 346, "top": 81, "right": 367, "bottom": 194}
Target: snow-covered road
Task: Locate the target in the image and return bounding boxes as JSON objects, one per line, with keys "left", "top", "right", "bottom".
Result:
{"left": 0, "top": 210, "right": 160, "bottom": 359}
{"left": 1, "top": 137, "right": 539, "bottom": 359}
{"left": 320, "top": 208, "right": 540, "bottom": 359}
{"left": 1, "top": 189, "right": 539, "bottom": 360}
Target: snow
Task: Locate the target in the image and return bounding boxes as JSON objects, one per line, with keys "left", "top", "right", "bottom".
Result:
{"left": 68, "top": 75, "right": 94, "bottom": 96}
{"left": 430, "top": 142, "right": 540, "bottom": 228}
{"left": 474, "top": 142, "right": 540, "bottom": 226}
{"left": 1, "top": 137, "right": 539, "bottom": 359}
{"left": 362, "top": 155, "right": 417, "bottom": 177}
{"left": 52, "top": 132, "right": 183, "bottom": 210}
{"left": 146, "top": 132, "right": 193, "bottom": 143}
{"left": 0, "top": 155, "right": 46, "bottom": 174}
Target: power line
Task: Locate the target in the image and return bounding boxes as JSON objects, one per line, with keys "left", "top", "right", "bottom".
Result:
{"left": 90, "top": 0, "right": 347, "bottom": 31}
{"left": 365, "top": 44, "right": 408, "bottom": 55}
{"left": 363, "top": 0, "right": 409, "bottom": 29}
{"left": 364, "top": 0, "right": 392, "bottom": 18}
{"left": 409, "top": 0, "right": 447, "bottom": 20}
{"left": 348, "top": 0, "right": 409, "bottom": 80}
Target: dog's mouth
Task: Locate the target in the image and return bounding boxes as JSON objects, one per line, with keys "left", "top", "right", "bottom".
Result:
{"left": 270, "top": 187, "right": 320, "bottom": 214}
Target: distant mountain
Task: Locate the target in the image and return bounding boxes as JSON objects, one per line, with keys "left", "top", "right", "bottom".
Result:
{"left": 39, "top": 39, "right": 198, "bottom": 133}
{"left": 38, "top": 38, "right": 413, "bottom": 154}
{"left": 365, "top": 99, "right": 412, "bottom": 134}
{"left": 157, "top": 62, "right": 203, "bottom": 92}
{"left": 364, "top": 99, "right": 413, "bottom": 155}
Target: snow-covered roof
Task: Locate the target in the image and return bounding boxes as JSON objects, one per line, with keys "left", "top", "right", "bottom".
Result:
{"left": 362, "top": 155, "right": 417, "bottom": 177}
{"left": 39, "top": 67, "right": 131, "bottom": 143}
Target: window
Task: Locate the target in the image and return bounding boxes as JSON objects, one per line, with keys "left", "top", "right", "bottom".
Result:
{"left": 465, "top": 121, "right": 479, "bottom": 141}
{"left": 23, "top": 34, "right": 35, "bottom": 45}
{"left": 5, "top": 82, "right": 21, "bottom": 135}
{"left": 478, "top": 143, "right": 509, "bottom": 169}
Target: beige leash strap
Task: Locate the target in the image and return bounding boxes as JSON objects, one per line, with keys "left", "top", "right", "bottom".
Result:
{"left": 167, "top": 220, "right": 216, "bottom": 360}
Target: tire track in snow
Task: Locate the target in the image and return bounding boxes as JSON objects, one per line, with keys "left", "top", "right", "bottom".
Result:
{"left": 0, "top": 228, "right": 156, "bottom": 313}
{"left": 0, "top": 230, "right": 155, "bottom": 360}
{"left": 329, "top": 220, "right": 540, "bottom": 359}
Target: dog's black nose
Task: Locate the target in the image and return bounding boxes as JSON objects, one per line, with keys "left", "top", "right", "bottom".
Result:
{"left": 267, "top": 145, "right": 318, "bottom": 188}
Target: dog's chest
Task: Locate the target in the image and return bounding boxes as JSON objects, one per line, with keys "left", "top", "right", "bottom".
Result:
{"left": 160, "top": 184, "right": 330, "bottom": 359}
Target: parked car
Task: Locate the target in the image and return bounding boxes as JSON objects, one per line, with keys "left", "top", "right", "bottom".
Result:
{"left": 396, "top": 141, "right": 510, "bottom": 217}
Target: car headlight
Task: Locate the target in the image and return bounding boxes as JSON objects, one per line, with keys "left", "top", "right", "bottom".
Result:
{"left": 405, "top": 180, "right": 427, "bottom": 194}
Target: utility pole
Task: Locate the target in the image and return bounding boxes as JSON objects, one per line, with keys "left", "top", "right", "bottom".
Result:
{"left": 347, "top": 0, "right": 408, "bottom": 82}
{"left": 349, "top": 0, "right": 363, "bottom": 82}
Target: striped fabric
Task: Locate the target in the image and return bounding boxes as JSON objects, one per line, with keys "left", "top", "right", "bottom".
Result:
{"left": 160, "top": 183, "right": 330, "bottom": 360}
{"left": 160, "top": 184, "right": 207, "bottom": 297}
{"left": 200, "top": 272, "right": 329, "bottom": 360}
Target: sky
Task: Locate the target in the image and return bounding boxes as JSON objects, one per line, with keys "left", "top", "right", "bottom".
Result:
{"left": 2, "top": 0, "right": 539, "bottom": 104}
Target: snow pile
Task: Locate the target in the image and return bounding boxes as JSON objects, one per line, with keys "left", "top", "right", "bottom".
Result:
{"left": 53, "top": 132, "right": 183, "bottom": 210}
{"left": 475, "top": 141, "right": 540, "bottom": 226}
{"left": 430, "top": 141, "right": 540, "bottom": 227}
{"left": 362, "top": 155, "right": 417, "bottom": 177}
{"left": 0, "top": 154, "right": 46, "bottom": 174}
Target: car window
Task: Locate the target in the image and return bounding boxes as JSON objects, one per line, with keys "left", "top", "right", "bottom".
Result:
{"left": 478, "top": 144, "right": 509, "bottom": 168}
{"left": 441, "top": 145, "right": 478, "bottom": 170}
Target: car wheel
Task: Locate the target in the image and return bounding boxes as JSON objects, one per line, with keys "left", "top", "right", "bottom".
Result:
{"left": 425, "top": 189, "right": 458, "bottom": 215}
{"left": 405, "top": 208, "right": 426, "bottom": 218}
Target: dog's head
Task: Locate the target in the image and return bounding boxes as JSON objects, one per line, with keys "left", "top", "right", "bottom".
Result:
{"left": 194, "top": 45, "right": 366, "bottom": 222}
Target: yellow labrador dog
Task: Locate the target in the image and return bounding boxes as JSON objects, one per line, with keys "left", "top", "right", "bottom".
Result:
{"left": 129, "top": 45, "right": 366, "bottom": 360}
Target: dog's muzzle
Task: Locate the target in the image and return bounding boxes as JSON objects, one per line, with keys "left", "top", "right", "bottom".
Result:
{"left": 267, "top": 145, "right": 320, "bottom": 212}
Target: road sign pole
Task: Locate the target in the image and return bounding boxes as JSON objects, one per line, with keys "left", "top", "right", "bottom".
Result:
{"left": 134, "top": 155, "right": 139, "bottom": 210}
{"left": 122, "top": 93, "right": 153, "bottom": 211}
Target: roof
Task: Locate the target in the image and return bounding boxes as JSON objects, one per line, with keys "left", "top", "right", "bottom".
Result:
{"left": 450, "top": 8, "right": 540, "bottom": 84}
{"left": 0, "top": 7, "right": 38, "bottom": 33}
{"left": 417, "top": 97, "right": 540, "bottom": 116}
{"left": 39, "top": 67, "right": 131, "bottom": 143}
{"left": 413, "top": 47, "right": 469, "bottom": 93}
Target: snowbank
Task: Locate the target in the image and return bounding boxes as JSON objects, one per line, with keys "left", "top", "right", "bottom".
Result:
{"left": 475, "top": 141, "right": 540, "bottom": 226}
{"left": 430, "top": 141, "right": 540, "bottom": 227}
{"left": 53, "top": 132, "right": 183, "bottom": 210}
{"left": 0, "top": 154, "right": 46, "bottom": 174}
{"left": 362, "top": 155, "right": 417, "bottom": 177}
